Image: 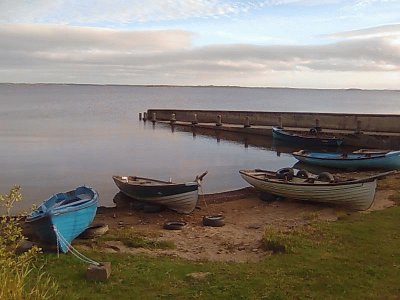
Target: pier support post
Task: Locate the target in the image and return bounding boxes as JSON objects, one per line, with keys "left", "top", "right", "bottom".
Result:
{"left": 355, "top": 120, "right": 363, "bottom": 134}
{"left": 216, "top": 115, "right": 222, "bottom": 126}
{"left": 278, "top": 116, "right": 283, "bottom": 128}
{"left": 143, "top": 112, "right": 147, "bottom": 122}
{"left": 192, "top": 113, "right": 198, "bottom": 125}
{"left": 315, "top": 118, "right": 321, "bottom": 132}
{"left": 139, "top": 113, "right": 142, "bottom": 120}
{"left": 244, "top": 116, "right": 251, "bottom": 128}
{"left": 152, "top": 113, "right": 157, "bottom": 124}
{"left": 170, "top": 113, "right": 176, "bottom": 124}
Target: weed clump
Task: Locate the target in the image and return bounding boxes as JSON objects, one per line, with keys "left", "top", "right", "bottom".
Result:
{"left": 261, "top": 227, "right": 293, "bottom": 254}
{"left": 0, "top": 186, "right": 58, "bottom": 300}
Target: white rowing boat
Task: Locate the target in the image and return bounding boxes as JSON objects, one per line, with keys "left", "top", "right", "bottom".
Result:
{"left": 239, "top": 168, "right": 394, "bottom": 210}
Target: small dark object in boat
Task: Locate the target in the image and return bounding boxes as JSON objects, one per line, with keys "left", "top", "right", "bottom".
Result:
{"left": 203, "top": 214, "right": 225, "bottom": 227}
{"left": 276, "top": 168, "right": 294, "bottom": 180}
{"left": 78, "top": 223, "right": 109, "bottom": 239}
{"left": 296, "top": 169, "right": 311, "bottom": 179}
{"left": 309, "top": 127, "right": 318, "bottom": 135}
{"left": 163, "top": 221, "right": 187, "bottom": 230}
{"left": 317, "top": 172, "right": 335, "bottom": 183}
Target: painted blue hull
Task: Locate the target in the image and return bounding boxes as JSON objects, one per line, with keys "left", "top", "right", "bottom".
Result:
{"left": 293, "top": 150, "right": 400, "bottom": 170}
{"left": 26, "top": 186, "right": 98, "bottom": 253}
{"left": 272, "top": 127, "right": 343, "bottom": 147}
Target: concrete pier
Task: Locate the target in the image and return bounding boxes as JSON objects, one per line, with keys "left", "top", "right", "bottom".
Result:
{"left": 146, "top": 109, "right": 400, "bottom": 148}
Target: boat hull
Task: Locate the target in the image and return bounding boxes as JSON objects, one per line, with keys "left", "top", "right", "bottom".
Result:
{"left": 240, "top": 170, "right": 377, "bottom": 210}
{"left": 293, "top": 150, "right": 400, "bottom": 170}
{"left": 113, "top": 177, "right": 199, "bottom": 214}
{"left": 26, "top": 186, "right": 98, "bottom": 253}
{"left": 272, "top": 127, "right": 343, "bottom": 147}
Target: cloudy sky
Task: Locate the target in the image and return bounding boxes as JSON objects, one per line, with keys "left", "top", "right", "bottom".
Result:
{"left": 0, "top": 0, "right": 399, "bottom": 89}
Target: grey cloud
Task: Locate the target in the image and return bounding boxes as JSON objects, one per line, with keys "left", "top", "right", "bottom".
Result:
{"left": 0, "top": 25, "right": 193, "bottom": 52}
{"left": 0, "top": 24, "right": 399, "bottom": 85}
{"left": 323, "top": 23, "right": 400, "bottom": 39}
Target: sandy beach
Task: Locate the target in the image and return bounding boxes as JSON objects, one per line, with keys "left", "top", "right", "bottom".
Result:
{"left": 86, "top": 181, "right": 396, "bottom": 263}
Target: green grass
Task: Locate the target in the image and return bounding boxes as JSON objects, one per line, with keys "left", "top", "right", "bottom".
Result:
{"left": 41, "top": 206, "right": 400, "bottom": 299}
{"left": 98, "top": 228, "right": 175, "bottom": 250}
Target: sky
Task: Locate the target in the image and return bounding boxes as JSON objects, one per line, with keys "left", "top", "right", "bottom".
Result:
{"left": 0, "top": 0, "right": 399, "bottom": 89}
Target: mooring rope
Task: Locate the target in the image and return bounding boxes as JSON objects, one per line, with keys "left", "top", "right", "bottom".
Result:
{"left": 198, "top": 181, "right": 209, "bottom": 214}
{"left": 53, "top": 225, "right": 100, "bottom": 266}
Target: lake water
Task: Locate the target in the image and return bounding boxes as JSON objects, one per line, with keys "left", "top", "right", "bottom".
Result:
{"left": 1, "top": 84, "right": 399, "bottom": 211}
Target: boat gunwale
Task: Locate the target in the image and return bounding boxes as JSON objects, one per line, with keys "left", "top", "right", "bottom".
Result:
{"left": 292, "top": 150, "right": 400, "bottom": 162}
{"left": 25, "top": 186, "right": 98, "bottom": 222}
{"left": 112, "top": 175, "right": 198, "bottom": 187}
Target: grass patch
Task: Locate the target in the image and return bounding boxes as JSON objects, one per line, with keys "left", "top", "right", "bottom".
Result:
{"left": 99, "top": 228, "right": 175, "bottom": 250}
{"left": 42, "top": 207, "right": 400, "bottom": 299}
{"left": 377, "top": 172, "right": 400, "bottom": 191}
{"left": 388, "top": 191, "right": 400, "bottom": 205}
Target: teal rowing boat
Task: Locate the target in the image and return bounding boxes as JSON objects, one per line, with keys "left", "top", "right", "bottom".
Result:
{"left": 293, "top": 149, "right": 400, "bottom": 170}
{"left": 25, "top": 186, "right": 98, "bottom": 253}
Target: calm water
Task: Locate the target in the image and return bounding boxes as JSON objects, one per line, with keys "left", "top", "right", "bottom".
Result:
{"left": 1, "top": 84, "right": 399, "bottom": 211}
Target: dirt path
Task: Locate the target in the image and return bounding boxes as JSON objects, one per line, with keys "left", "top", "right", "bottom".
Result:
{"left": 90, "top": 187, "right": 395, "bottom": 263}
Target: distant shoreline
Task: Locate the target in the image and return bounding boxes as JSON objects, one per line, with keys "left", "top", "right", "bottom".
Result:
{"left": 0, "top": 82, "right": 398, "bottom": 92}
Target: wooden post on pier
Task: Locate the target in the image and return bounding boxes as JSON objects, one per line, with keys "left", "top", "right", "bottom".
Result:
{"left": 244, "top": 116, "right": 251, "bottom": 128}
{"left": 278, "top": 116, "right": 283, "bottom": 128}
{"left": 139, "top": 113, "right": 142, "bottom": 120}
{"left": 192, "top": 113, "right": 198, "bottom": 125}
{"left": 143, "top": 112, "right": 147, "bottom": 122}
{"left": 355, "top": 120, "right": 363, "bottom": 134}
{"left": 170, "top": 113, "right": 176, "bottom": 124}
{"left": 152, "top": 113, "right": 157, "bottom": 124}
{"left": 315, "top": 118, "right": 321, "bottom": 132}
{"left": 216, "top": 115, "right": 222, "bottom": 126}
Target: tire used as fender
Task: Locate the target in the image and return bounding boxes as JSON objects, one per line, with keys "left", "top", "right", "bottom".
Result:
{"left": 317, "top": 172, "right": 335, "bottom": 183}
{"left": 296, "top": 169, "right": 311, "bottom": 179}
{"left": 276, "top": 168, "right": 294, "bottom": 180}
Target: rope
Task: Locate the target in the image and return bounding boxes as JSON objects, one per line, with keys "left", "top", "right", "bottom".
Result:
{"left": 198, "top": 182, "right": 209, "bottom": 215}
{"left": 53, "top": 225, "right": 100, "bottom": 266}
{"left": 55, "top": 227, "right": 60, "bottom": 258}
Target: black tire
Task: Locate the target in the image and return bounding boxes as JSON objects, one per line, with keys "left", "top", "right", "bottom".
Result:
{"left": 276, "top": 168, "right": 294, "bottom": 180}
{"left": 297, "top": 169, "right": 311, "bottom": 179}
{"left": 309, "top": 127, "right": 318, "bottom": 135}
{"left": 163, "top": 221, "right": 187, "bottom": 230}
{"left": 203, "top": 214, "right": 225, "bottom": 227}
{"left": 78, "top": 223, "right": 109, "bottom": 239}
{"left": 317, "top": 172, "right": 335, "bottom": 183}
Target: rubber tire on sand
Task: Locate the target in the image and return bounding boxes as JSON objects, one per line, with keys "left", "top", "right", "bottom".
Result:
{"left": 203, "top": 215, "right": 225, "bottom": 227}
{"left": 163, "top": 221, "right": 187, "bottom": 230}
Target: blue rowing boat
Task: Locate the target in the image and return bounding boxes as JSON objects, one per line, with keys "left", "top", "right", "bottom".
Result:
{"left": 293, "top": 149, "right": 400, "bottom": 170}
{"left": 25, "top": 186, "right": 98, "bottom": 253}
{"left": 272, "top": 127, "right": 343, "bottom": 147}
